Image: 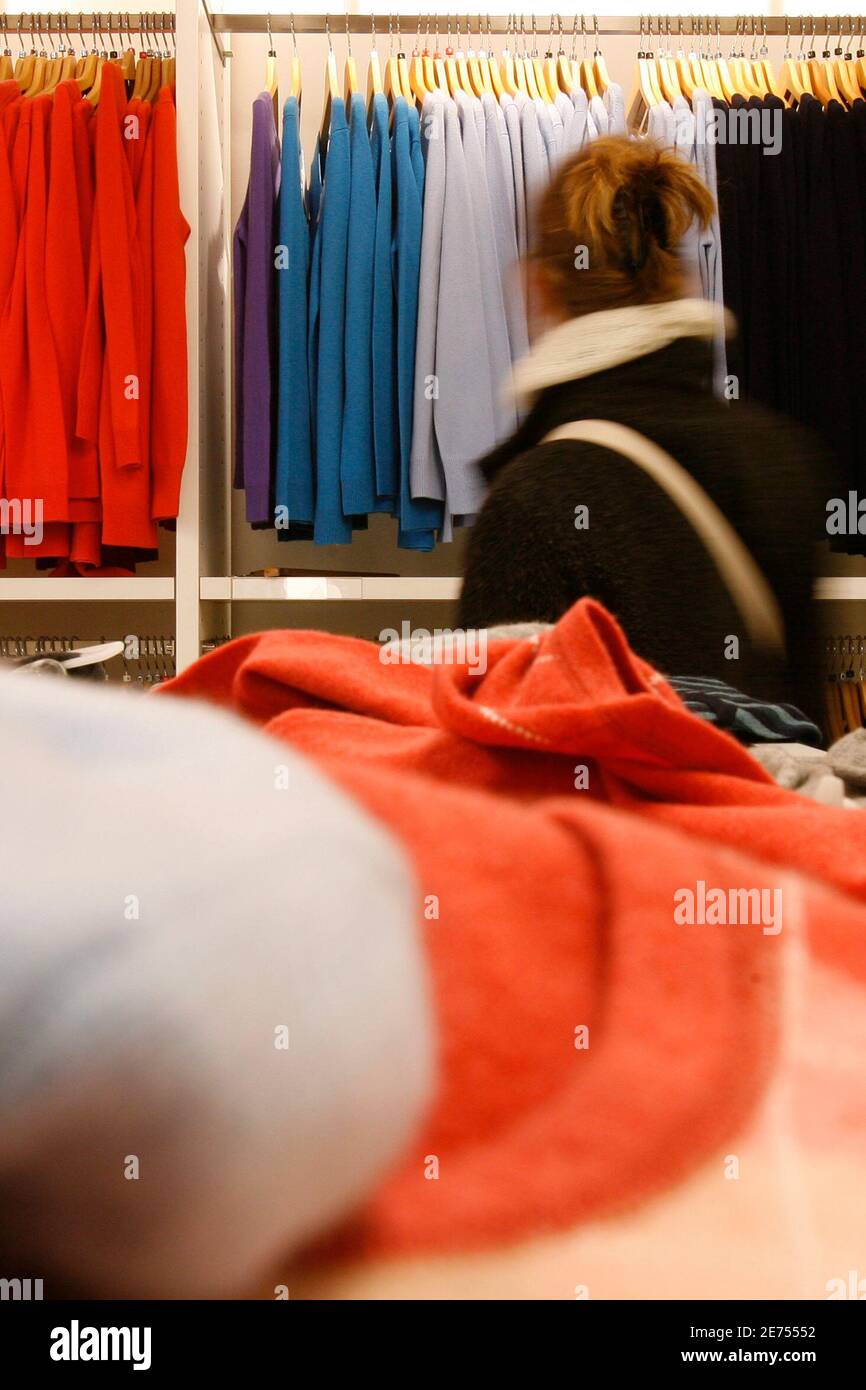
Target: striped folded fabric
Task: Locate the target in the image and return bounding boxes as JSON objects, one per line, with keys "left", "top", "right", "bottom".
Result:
{"left": 667, "top": 675, "right": 823, "bottom": 748}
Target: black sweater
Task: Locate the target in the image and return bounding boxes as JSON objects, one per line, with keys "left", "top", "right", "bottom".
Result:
{"left": 457, "top": 339, "right": 834, "bottom": 722}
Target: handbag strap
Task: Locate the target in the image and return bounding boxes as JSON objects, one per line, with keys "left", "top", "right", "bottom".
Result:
{"left": 541, "top": 418, "right": 786, "bottom": 656}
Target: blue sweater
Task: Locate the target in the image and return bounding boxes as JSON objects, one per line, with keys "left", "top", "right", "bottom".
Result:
{"left": 275, "top": 95, "right": 313, "bottom": 530}
{"left": 340, "top": 93, "right": 378, "bottom": 516}
{"left": 310, "top": 98, "right": 352, "bottom": 544}
{"left": 369, "top": 92, "right": 398, "bottom": 505}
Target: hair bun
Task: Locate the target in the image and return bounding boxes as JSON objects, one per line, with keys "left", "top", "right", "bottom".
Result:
{"left": 536, "top": 136, "right": 716, "bottom": 316}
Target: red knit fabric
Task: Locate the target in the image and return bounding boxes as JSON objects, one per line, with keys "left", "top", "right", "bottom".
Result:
{"left": 160, "top": 599, "right": 866, "bottom": 1254}
{"left": 150, "top": 88, "right": 189, "bottom": 521}
{"left": 47, "top": 81, "right": 98, "bottom": 517}
{"left": 0, "top": 69, "right": 185, "bottom": 566}
{"left": 1, "top": 96, "right": 70, "bottom": 558}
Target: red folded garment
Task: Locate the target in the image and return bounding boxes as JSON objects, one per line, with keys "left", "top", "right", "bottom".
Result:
{"left": 160, "top": 600, "right": 866, "bottom": 1256}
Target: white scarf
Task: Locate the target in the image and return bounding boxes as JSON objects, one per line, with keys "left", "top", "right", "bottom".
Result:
{"left": 509, "top": 298, "right": 733, "bottom": 407}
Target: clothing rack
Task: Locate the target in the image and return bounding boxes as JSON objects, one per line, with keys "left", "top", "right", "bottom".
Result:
{"left": 209, "top": 13, "right": 864, "bottom": 39}
{"left": 0, "top": 633, "right": 177, "bottom": 681}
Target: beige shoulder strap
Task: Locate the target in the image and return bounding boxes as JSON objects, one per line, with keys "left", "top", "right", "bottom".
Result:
{"left": 542, "top": 418, "right": 786, "bottom": 656}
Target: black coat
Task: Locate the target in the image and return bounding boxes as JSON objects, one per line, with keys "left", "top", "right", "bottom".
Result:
{"left": 457, "top": 338, "right": 833, "bottom": 722}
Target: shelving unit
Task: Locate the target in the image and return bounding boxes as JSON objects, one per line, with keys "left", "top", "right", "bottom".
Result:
{"left": 4, "top": 5, "right": 866, "bottom": 674}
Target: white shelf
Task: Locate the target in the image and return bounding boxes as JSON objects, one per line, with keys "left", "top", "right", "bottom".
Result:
{"left": 201, "top": 576, "right": 462, "bottom": 601}
{"left": 814, "top": 578, "right": 866, "bottom": 601}
{"left": 0, "top": 578, "right": 175, "bottom": 602}
{"left": 2, "top": 573, "right": 860, "bottom": 606}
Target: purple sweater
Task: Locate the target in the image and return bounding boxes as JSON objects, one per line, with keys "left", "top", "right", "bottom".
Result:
{"left": 233, "top": 95, "right": 280, "bottom": 524}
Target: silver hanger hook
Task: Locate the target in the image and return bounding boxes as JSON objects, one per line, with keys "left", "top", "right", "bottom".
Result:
{"left": 324, "top": 12, "right": 332, "bottom": 55}
{"left": 345, "top": 10, "right": 352, "bottom": 57}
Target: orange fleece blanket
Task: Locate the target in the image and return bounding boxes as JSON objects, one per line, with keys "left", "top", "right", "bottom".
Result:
{"left": 160, "top": 600, "right": 866, "bottom": 1258}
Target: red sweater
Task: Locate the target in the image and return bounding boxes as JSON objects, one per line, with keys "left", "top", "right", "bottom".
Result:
{"left": 161, "top": 598, "right": 866, "bottom": 1258}
{"left": 150, "top": 87, "right": 189, "bottom": 521}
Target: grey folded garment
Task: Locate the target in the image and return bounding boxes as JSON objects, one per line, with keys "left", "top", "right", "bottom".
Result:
{"left": 0, "top": 674, "right": 434, "bottom": 1297}
{"left": 828, "top": 728, "right": 866, "bottom": 791}
{"left": 749, "top": 737, "right": 866, "bottom": 810}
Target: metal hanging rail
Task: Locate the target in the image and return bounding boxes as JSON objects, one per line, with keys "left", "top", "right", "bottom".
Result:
{"left": 2, "top": 12, "right": 176, "bottom": 34}
{"left": 209, "top": 13, "right": 859, "bottom": 38}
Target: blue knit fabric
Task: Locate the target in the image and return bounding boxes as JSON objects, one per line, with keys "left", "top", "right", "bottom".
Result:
{"left": 311, "top": 98, "right": 352, "bottom": 544}
{"left": 339, "top": 93, "right": 379, "bottom": 516}
{"left": 275, "top": 95, "right": 313, "bottom": 530}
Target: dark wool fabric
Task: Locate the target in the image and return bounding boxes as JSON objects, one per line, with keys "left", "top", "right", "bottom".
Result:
{"left": 457, "top": 338, "right": 833, "bottom": 723}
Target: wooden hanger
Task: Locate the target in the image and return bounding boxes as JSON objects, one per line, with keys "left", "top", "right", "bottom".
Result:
{"left": 644, "top": 19, "right": 665, "bottom": 105}
{"left": 320, "top": 15, "right": 339, "bottom": 138}
{"left": 14, "top": 16, "right": 36, "bottom": 93}
{"left": 513, "top": 16, "right": 533, "bottom": 97}
{"left": 485, "top": 37, "right": 503, "bottom": 100}
{"left": 698, "top": 19, "right": 725, "bottom": 100}
{"left": 544, "top": 41, "right": 562, "bottom": 100}
{"left": 85, "top": 35, "right": 106, "bottom": 108}
{"left": 74, "top": 15, "right": 100, "bottom": 95}
{"left": 408, "top": 18, "right": 431, "bottom": 105}
{"left": 856, "top": 18, "right": 866, "bottom": 95}
{"left": 264, "top": 15, "right": 279, "bottom": 120}
{"left": 592, "top": 15, "right": 612, "bottom": 93}
{"left": 419, "top": 16, "right": 437, "bottom": 94}
{"left": 467, "top": 16, "right": 489, "bottom": 96}
{"left": 800, "top": 21, "right": 840, "bottom": 105}
{"left": 396, "top": 24, "right": 412, "bottom": 102}
{"left": 672, "top": 17, "right": 696, "bottom": 100}
{"left": 289, "top": 16, "right": 302, "bottom": 103}
{"left": 832, "top": 19, "right": 861, "bottom": 106}
{"left": 144, "top": 39, "right": 163, "bottom": 103}
{"left": 576, "top": 16, "right": 599, "bottom": 100}
{"left": 744, "top": 19, "right": 770, "bottom": 98}
{"left": 132, "top": 41, "right": 151, "bottom": 100}
{"left": 137, "top": 13, "right": 160, "bottom": 102}
{"left": 542, "top": 15, "right": 566, "bottom": 95}
{"left": 443, "top": 17, "right": 460, "bottom": 97}
{"left": 657, "top": 18, "right": 683, "bottom": 104}
{"left": 528, "top": 16, "right": 553, "bottom": 102}
{"left": 42, "top": 29, "right": 67, "bottom": 96}
{"left": 21, "top": 14, "right": 50, "bottom": 98}
{"left": 780, "top": 21, "right": 807, "bottom": 103}
{"left": 629, "top": 18, "right": 661, "bottom": 129}
{"left": 500, "top": 17, "right": 520, "bottom": 97}
{"left": 455, "top": 17, "right": 475, "bottom": 96}
{"left": 343, "top": 17, "right": 358, "bottom": 101}
{"left": 366, "top": 16, "right": 382, "bottom": 107}
{"left": 707, "top": 16, "right": 737, "bottom": 101}
{"left": 386, "top": 14, "right": 408, "bottom": 104}
{"left": 0, "top": 16, "right": 12, "bottom": 82}
{"left": 120, "top": 14, "right": 137, "bottom": 85}
{"left": 156, "top": 17, "right": 175, "bottom": 94}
